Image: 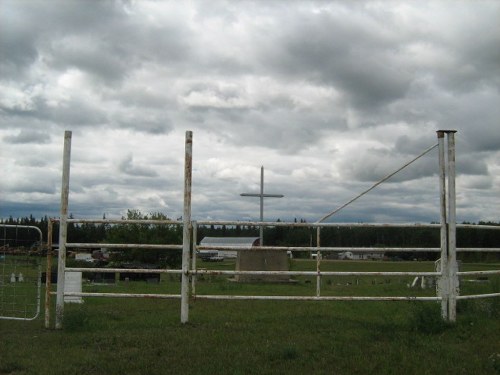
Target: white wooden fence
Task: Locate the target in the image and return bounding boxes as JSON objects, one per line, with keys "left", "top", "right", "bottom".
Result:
{"left": 45, "top": 130, "right": 499, "bottom": 329}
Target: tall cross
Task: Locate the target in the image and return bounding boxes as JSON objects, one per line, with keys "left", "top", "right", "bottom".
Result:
{"left": 240, "top": 166, "right": 284, "bottom": 246}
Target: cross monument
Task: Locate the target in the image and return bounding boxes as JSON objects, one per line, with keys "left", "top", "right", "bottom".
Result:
{"left": 240, "top": 166, "right": 284, "bottom": 245}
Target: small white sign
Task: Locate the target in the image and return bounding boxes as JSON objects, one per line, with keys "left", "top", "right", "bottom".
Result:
{"left": 64, "top": 271, "right": 83, "bottom": 303}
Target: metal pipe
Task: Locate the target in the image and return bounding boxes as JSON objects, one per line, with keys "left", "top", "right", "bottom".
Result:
{"left": 34, "top": 264, "right": 42, "bottom": 320}
{"left": 457, "top": 270, "right": 500, "bottom": 276}
{"left": 191, "top": 270, "right": 440, "bottom": 277}
{"left": 195, "top": 221, "right": 443, "bottom": 228}
{"left": 66, "top": 267, "right": 182, "bottom": 274}
{"left": 54, "top": 218, "right": 499, "bottom": 230}
{"left": 0, "top": 224, "right": 43, "bottom": 322}
{"left": 456, "top": 224, "right": 500, "bottom": 230}
{"left": 191, "top": 221, "right": 198, "bottom": 297}
{"left": 65, "top": 267, "right": 442, "bottom": 276}
{"left": 63, "top": 219, "right": 182, "bottom": 225}
{"left": 0, "top": 224, "right": 43, "bottom": 239}
{"left": 194, "top": 295, "right": 441, "bottom": 301}
{"left": 447, "top": 131, "right": 458, "bottom": 322}
{"left": 316, "top": 143, "right": 439, "bottom": 223}
{"left": 437, "top": 130, "right": 449, "bottom": 320}
{"left": 56, "top": 130, "right": 72, "bottom": 330}
{"left": 456, "top": 293, "right": 500, "bottom": 300}
{"left": 197, "top": 245, "right": 441, "bottom": 252}
{"left": 260, "top": 166, "right": 264, "bottom": 244}
{"left": 65, "top": 243, "right": 182, "bottom": 249}
{"left": 181, "top": 130, "right": 193, "bottom": 324}
{"left": 45, "top": 219, "right": 53, "bottom": 329}
{"left": 456, "top": 248, "right": 500, "bottom": 252}
{"left": 316, "top": 227, "right": 321, "bottom": 297}
{"left": 63, "top": 292, "right": 181, "bottom": 299}
{"left": 0, "top": 264, "right": 42, "bottom": 321}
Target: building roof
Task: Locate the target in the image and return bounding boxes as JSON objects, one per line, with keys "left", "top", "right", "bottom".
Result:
{"left": 199, "top": 237, "right": 260, "bottom": 248}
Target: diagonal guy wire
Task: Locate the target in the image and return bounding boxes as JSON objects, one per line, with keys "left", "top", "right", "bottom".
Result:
{"left": 316, "top": 143, "right": 439, "bottom": 223}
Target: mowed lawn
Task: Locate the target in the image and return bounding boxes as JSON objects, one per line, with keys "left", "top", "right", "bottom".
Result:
{"left": 1, "top": 260, "right": 499, "bottom": 375}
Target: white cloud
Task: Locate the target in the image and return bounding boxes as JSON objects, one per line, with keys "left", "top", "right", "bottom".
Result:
{"left": 0, "top": 0, "right": 498, "bottom": 224}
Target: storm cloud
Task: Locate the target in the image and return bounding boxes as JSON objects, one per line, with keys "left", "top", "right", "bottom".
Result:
{"left": 1, "top": 0, "right": 499, "bottom": 223}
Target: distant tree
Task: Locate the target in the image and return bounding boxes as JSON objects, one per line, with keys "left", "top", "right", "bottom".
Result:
{"left": 106, "top": 210, "right": 181, "bottom": 267}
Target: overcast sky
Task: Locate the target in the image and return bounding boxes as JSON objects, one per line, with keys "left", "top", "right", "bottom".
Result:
{"left": 1, "top": 0, "right": 499, "bottom": 224}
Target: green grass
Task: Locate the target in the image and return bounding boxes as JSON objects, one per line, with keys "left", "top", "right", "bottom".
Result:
{"left": 0, "top": 260, "right": 499, "bottom": 375}
{"left": 1, "top": 257, "right": 41, "bottom": 320}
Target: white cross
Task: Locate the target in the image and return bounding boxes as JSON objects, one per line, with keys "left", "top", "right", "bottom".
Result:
{"left": 241, "top": 166, "right": 284, "bottom": 245}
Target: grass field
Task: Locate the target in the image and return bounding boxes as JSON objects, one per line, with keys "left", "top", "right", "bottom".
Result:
{"left": 1, "top": 260, "right": 499, "bottom": 375}
{"left": 0, "top": 258, "right": 41, "bottom": 321}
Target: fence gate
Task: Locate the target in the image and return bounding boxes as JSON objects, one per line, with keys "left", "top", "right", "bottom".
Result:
{"left": 47, "top": 129, "right": 499, "bottom": 329}
{"left": 0, "top": 225, "right": 42, "bottom": 321}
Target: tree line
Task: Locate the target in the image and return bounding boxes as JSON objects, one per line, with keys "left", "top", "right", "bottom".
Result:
{"left": 1, "top": 211, "right": 499, "bottom": 265}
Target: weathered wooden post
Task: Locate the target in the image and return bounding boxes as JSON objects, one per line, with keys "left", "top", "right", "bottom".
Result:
{"left": 181, "top": 131, "right": 193, "bottom": 324}
{"left": 437, "top": 130, "right": 449, "bottom": 320}
{"left": 437, "top": 130, "right": 458, "bottom": 322}
{"left": 446, "top": 131, "right": 458, "bottom": 322}
{"left": 56, "top": 130, "right": 72, "bottom": 329}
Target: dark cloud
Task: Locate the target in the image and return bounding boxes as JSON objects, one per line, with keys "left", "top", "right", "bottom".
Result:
{"left": 340, "top": 146, "right": 437, "bottom": 183}
{"left": 1, "top": 95, "right": 108, "bottom": 126}
{"left": 118, "top": 154, "right": 158, "bottom": 177}
{"left": 0, "top": 1, "right": 498, "bottom": 223}
{"left": 433, "top": 6, "right": 500, "bottom": 93}
{"left": 112, "top": 111, "right": 173, "bottom": 134}
{"left": 255, "top": 5, "right": 413, "bottom": 111}
{"left": 46, "top": 37, "right": 134, "bottom": 85}
{"left": 3, "top": 179, "right": 56, "bottom": 195}
{"left": 394, "top": 135, "right": 438, "bottom": 155}
{"left": 0, "top": 0, "right": 126, "bottom": 75}
{"left": 14, "top": 158, "right": 48, "bottom": 168}
{"left": 3, "top": 129, "right": 51, "bottom": 144}
{"left": 0, "top": 7, "right": 39, "bottom": 78}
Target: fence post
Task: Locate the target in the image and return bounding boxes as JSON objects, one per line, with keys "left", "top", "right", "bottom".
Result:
{"left": 437, "top": 131, "right": 449, "bottom": 320}
{"left": 316, "top": 227, "right": 321, "bottom": 297}
{"left": 446, "top": 131, "right": 458, "bottom": 322}
{"left": 437, "top": 130, "right": 459, "bottom": 322}
{"left": 55, "top": 130, "right": 72, "bottom": 329}
{"left": 45, "top": 219, "right": 53, "bottom": 329}
{"left": 181, "top": 131, "right": 193, "bottom": 324}
{"left": 191, "top": 221, "right": 198, "bottom": 297}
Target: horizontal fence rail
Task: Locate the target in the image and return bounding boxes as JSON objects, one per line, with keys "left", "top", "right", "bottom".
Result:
{"left": 64, "top": 243, "right": 182, "bottom": 250}
{"left": 456, "top": 293, "right": 500, "bottom": 300}
{"left": 458, "top": 270, "right": 500, "bottom": 276}
{"left": 198, "top": 245, "right": 500, "bottom": 253}
{"left": 198, "top": 245, "right": 442, "bottom": 252}
{"left": 193, "top": 295, "right": 442, "bottom": 301}
{"left": 196, "top": 220, "right": 443, "bottom": 228}
{"left": 61, "top": 292, "right": 181, "bottom": 299}
{"left": 190, "top": 217, "right": 499, "bottom": 323}
{"left": 191, "top": 270, "right": 441, "bottom": 277}
{"left": 65, "top": 267, "right": 182, "bottom": 274}
{"left": 45, "top": 217, "right": 185, "bottom": 328}
{"left": 47, "top": 215, "right": 499, "bottom": 326}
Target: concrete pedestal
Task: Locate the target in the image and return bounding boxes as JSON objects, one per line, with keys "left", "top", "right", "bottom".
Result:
{"left": 235, "top": 250, "right": 290, "bottom": 282}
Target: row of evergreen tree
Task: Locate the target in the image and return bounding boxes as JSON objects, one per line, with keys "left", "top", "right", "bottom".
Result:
{"left": 1, "top": 210, "right": 498, "bottom": 265}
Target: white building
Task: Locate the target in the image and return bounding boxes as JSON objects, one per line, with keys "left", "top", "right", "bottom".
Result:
{"left": 198, "top": 237, "right": 260, "bottom": 259}
{"left": 338, "top": 251, "right": 385, "bottom": 260}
